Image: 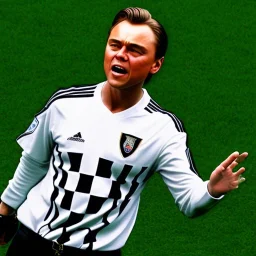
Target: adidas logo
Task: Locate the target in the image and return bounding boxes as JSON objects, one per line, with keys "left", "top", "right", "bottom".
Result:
{"left": 67, "top": 132, "right": 85, "bottom": 143}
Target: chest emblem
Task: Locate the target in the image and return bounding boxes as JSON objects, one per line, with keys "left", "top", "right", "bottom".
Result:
{"left": 120, "top": 133, "right": 142, "bottom": 158}
{"left": 67, "top": 132, "right": 85, "bottom": 143}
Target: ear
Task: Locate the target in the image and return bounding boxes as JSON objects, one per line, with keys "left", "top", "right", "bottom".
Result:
{"left": 149, "top": 57, "right": 164, "bottom": 74}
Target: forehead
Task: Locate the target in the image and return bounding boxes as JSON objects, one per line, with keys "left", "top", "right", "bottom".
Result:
{"left": 109, "top": 20, "right": 156, "bottom": 46}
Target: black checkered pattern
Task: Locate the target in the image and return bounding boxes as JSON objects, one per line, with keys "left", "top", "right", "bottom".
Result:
{"left": 58, "top": 153, "right": 121, "bottom": 215}
{"left": 39, "top": 144, "right": 149, "bottom": 247}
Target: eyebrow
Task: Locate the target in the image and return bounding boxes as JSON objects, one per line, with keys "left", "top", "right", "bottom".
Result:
{"left": 108, "top": 39, "right": 148, "bottom": 53}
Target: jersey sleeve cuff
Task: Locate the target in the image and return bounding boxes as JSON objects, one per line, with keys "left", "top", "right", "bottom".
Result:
{"left": 205, "top": 180, "right": 225, "bottom": 200}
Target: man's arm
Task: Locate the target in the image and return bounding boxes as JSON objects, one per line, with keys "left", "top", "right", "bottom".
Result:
{"left": 1, "top": 152, "right": 49, "bottom": 210}
{"left": 156, "top": 131, "right": 248, "bottom": 217}
{"left": 0, "top": 152, "right": 49, "bottom": 246}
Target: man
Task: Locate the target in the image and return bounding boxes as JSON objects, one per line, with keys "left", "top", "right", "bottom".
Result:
{"left": 0, "top": 7, "right": 248, "bottom": 256}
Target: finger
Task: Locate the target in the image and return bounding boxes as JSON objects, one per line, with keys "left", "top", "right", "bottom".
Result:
{"left": 229, "top": 160, "right": 239, "bottom": 170}
{"left": 235, "top": 152, "right": 248, "bottom": 163}
{"left": 233, "top": 181, "right": 239, "bottom": 189}
{"left": 232, "top": 180, "right": 239, "bottom": 189}
{"left": 234, "top": 167, "right": 246, "bottom": 177}
{"left": 238, "top": 176, "right": 246, "bottom": 184}
{"left": 220, "top": 151, "right": 240, "bottom": 169}
{"left": 232, "top": 176, "right": 245, "bottom": 189}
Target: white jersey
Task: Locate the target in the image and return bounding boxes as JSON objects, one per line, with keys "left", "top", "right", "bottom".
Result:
{"left": 2, "top": 82, "right": 221, "bottom": 250}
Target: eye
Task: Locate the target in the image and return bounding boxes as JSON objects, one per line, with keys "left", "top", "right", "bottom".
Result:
{"left": 130, "top": 48, "right": 142, "bottom": 55}
{"left": 110, "top": 43, "right": 120, "bottom": 49}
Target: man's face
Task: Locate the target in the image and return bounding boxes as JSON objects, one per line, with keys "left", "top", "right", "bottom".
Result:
{"left": 104, "top": 20, "right": 162, "bottom": 90}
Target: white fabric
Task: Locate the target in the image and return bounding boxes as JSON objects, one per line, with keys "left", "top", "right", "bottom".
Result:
{"left": 1, "top": 82, "right": 223, "bottom": 250}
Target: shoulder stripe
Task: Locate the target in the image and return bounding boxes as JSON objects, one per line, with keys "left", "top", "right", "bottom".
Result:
{"left": 17, "top": 84, "right": 98, "bottom": 141}
{"left": 47, "top": 84, "right": 97, "bottom": 103}
{"left": 146, "top": 100, "right": 184, "bottom": 132}
{"left": 145, "top": 99, "right": 199, "bottom": 176}
{"left": 144, "top": 107, "right": 153, "bottom": 113}
{"left": 37, "top": 84, "right": 97, "bottom": 116}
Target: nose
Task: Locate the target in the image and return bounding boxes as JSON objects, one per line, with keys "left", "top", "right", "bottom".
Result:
{"left": 116, "top": 46, "right": 128, "bottom": 61}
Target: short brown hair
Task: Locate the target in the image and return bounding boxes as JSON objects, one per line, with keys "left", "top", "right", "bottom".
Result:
{"left": 109, "top": 7, "right": 168, "bottom": 60}
{"left": 108, "top": 7, "right": 168, "bottom": 83}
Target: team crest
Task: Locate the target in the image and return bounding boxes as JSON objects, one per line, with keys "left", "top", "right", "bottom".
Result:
{"left": 120, "top": 133, "right": 142, "bottom": 158}
{"left": 25, "top": 117, "right": 39, "bottom": 134}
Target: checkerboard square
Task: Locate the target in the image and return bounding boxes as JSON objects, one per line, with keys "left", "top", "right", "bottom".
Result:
{"left": 64, "top": 172, "right": 80, "bottom": 191}
{"left": 96, "top": 158, "right": 113, "bottom": 178}
{"left": 86, "top": 195, "right": 108, "bottom": 214}
{"left": 68, "top": 152, "right": 83, "bottom": 172}
{"left": 70, "top": 192, "right": 91, "bottom": 213}
{"left": 90, "top": 176, "right": 112, "bottom": 197}
{"left": 76, "top": 173, "right": 94, "bottom": 193}
{"left": 60, "top": 190, "right": 74, "bottom": 210}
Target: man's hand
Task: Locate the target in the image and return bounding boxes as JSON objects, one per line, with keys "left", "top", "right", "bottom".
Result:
{"left": 0, "top": 214, "right": 18, "bottom": 245}
{"left": 208, "top": 151, "right": 248, "bottom": 198}
{"left": 0, "top": 201, "right": 18, "bottom": 245}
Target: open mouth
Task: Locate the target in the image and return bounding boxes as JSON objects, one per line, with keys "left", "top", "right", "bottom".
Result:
{"left": 111, "top": 65, "right": 128, "bottom": 74}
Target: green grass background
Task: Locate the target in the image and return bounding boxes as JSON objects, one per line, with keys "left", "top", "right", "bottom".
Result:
{"left": 0, "top": 0, "right": 255, "bottom": 255}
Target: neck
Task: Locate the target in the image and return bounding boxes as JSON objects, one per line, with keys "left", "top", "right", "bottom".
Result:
{"left": 101, "top": 82, "right": 144, "bottom": 113}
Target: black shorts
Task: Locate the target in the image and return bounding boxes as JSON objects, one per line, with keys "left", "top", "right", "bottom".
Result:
{"left": 6, "top": 224, "right": 121, "bottom": 256}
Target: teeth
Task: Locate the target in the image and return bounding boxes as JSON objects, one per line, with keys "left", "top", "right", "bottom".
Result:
{"left": 115, "top": 66, "right": 124, "bottom": 70}
{"left": 112, "top": 65, "right": 127, "bottom": 74}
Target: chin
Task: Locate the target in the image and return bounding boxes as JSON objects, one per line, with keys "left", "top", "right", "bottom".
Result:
{"left": 106, "top": 75, "right": 129, "bottom": 89}
{"left": 105, "top": 72, "right": 145, "bottom": 90}
{"left": 108, "top": 80, "right": 129, "bottom": 90}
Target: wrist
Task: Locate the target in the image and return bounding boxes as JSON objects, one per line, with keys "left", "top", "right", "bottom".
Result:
{"left": 0, "top": 201, "right": 15, "bottom": 216}
{"left": 207, "top": 183, "right": 224, "bottom": 198}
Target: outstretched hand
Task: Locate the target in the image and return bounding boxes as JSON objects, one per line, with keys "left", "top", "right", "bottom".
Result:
{"left": 207, "top": 151, "right": 248, "bottom": 198}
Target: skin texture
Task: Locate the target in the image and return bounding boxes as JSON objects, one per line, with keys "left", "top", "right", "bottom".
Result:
{"left": 102, "top": 20, "right": 164, "bottom": 113}
{"left": 0, "top": 202, "right": 14, "bottom": 215}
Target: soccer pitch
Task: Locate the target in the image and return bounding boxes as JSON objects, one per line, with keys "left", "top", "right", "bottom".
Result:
{"left": 0, "top": 1, "right": 255, "bottom": 255}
